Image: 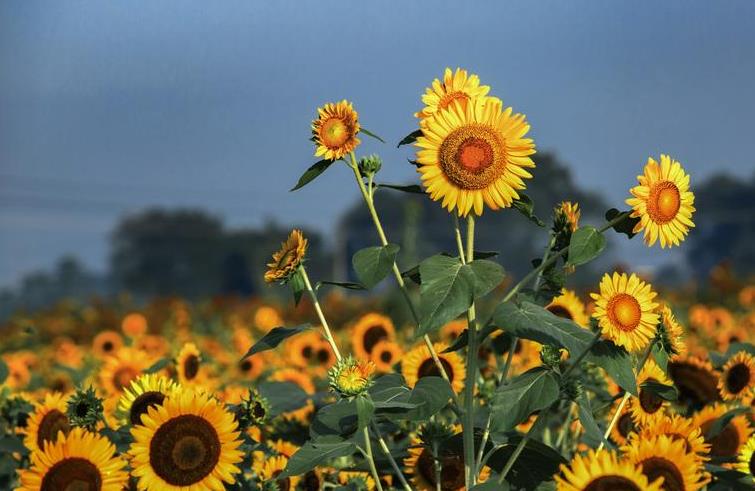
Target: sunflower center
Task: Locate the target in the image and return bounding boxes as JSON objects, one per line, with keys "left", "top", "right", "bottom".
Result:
{"left": 320, "top": 118, "right": 350, "bottom": 149}
{"left": 607, "top": 294, "right": 642, "bottom": 331}
{"left": 417, "top": 449, "right": 466, "bottom": 490}
{"left": 130, "top": 391, "right": 166, "bottom": 426}
{"left": 240, "top": 360, "right": 253, "bottom": 373}
{"left": 102, "top": 341, "right": 114, "bottom": 353}
{"left": 583, "top": 476, "right": 642, "bottom": 491}
{"left": 183, "top": 355, "right": 200, "bottom": 380}
{"left": 439, "top": 125, "right": 506, "bottom": 190}
{"left": 363, "top": 326, "right": 388, "bottom": 354}
{"left": 301, "top": 346, "right": 314, "bottom": 359}
{"left": 648, "top": 181, "right": 681, "bottom": 224}
{"left": 113, "top": 367, "right": 140, "bottom": 392}
{"left": 639, "top": 379, "right": 664, "bottom": 414}
{"left": 37, "top": 409, "right": 71, "bottom": 448}
{"left": 701, "top": 420, "right": 740, "bottom": 457}
{"left": 380, "top": 350, "right": 393, "bottom": 363}
{"left": 725, "top": 363, "right": 751, "bottom": 395}
{"left": 316, "top": 348, "right": 331, "bottom": 363}
{"left": 617, "top": 412, "right": 636, "bottom": 439}
{"left": 640, "top": 457, "right": 684, "bottom": 491}
{"left": 40, "top": 457, "right": 102, "bottom": 491}
{"left": 547, "top": 305, "right": 574, "bottom": 320}
{"left": 302, "top": 471, "right": 321, "bottom": 491}
{"left": 150, "top": 414, "right": 221, "bottom": 486}
{"left": 417, "top": 358, "right": 454, "bottom": 382}
{"left": 668, "top": 362, "right": 720, "bottom": 411}
{"left": 272, "top": 470, "right": 291, "bottom": 491}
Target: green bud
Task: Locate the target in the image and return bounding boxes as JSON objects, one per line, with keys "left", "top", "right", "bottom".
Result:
{"left": 358, "top": 154, "right": 382, "bottom": 176}
{"left": 540, "top": 344, "right": 563, "bottom": 369}
{"left": 233, "top": 389, "right": 270, "bottom": 431}
{"left": 66, "top": 386, "right": 104, "bottom": 431}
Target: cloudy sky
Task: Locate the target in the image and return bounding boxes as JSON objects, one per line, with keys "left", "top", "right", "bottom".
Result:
{"left": 1, "top": 1, "right": 754, "bottom": 287}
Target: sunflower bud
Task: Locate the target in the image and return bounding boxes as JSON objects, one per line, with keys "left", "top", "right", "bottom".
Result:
{"left": 358, "top": 154, "right": 382, "bottom": 177}
{"left": 417, "top": 421, "right": 455, "bottom": 446}
{"left": 328, "top": 357, "right": 376, "bottom": 397}
{"left": 233, "top": 389, "right": 270, "bottom": 431}
{"left": 540, "top": 344, "right": 563, "bottom": 369}
{"left": 561, "top": 377, "right": 583, "bottom": 402}
{"left": 66, "top": 386, "right": 104, "bottom": 431}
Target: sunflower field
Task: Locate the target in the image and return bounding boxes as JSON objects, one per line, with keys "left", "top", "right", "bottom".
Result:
{"left": 1, "top": 68, "right": 754, "bottom": 491}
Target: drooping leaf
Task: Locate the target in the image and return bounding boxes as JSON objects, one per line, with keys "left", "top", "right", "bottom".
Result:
{"left": 604, "top": 208, "right": 640, "bottom": 239}
{"left": 289, "top": 268, "right": 307, "bottom": 306}
{"left": 417, "top": 255, "right": 476, "bottom": 336}
{"left": 397, "top": 129, "right": 423, "bottom": 147}
{"left": 405, "top": 376, "right": 454, "bottom": 421}
{"left": 258, "top": 381, "right": 309, "bottom": 417}
{"left": 567, "top": 226, "right": 606, "bottom": 266}
{"left": 316, "top": 280, "right": 366, "bottom": 291}
{"left": 376, "top": 183, "right": 424, "bottom": 194}
{"left": 490, "top": 367, "right": 560, "bottom": 432}
{"left": 443, "top": 324, "right": 498, "bottom": 353}
{"left": 512, "top": 193, "right": 545, "bottom": 226}
{"left": 652, "top": 343, "right": 669, "bottom": 373}
{"left": 704, "top": 464, "right": 753, "bottom": 490}
{"left": 352, "top": 244, "right": 400, "bottom": 288}
{"left": 290, "top": 159, "right": 336, "bottom": 191}
{"left": 586, "top": 340, "right": 637, "bottom": 395}
{"left": 241, "top": 325, "right": 310, "bottom": 359}
{"left": 641, "top": 380, "right": 678, "bottom": 401}
{"left": 280, "top": 436, "right": 357, "bottom": 478}
{"left": 360, "top": 127, "right": 385, "bottom": 143}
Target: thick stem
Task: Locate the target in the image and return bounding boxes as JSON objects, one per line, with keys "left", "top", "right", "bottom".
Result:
{"left": 362, "top": 427, "right": 385, "bottom": 491}
{"left": 300, "top": 266, "right": 342, "bottom": 362}
{"left": 462, "top": 215, "right": 479, "bottom": 488}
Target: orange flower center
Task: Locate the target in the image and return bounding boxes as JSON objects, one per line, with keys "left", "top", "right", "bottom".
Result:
{"left": 320, "top": 117, "right": 349, "bottom": 148}
{"left": 647, "top": 181, "right": 681, "bottom": 224}
{"left": 607, "top": 293, "right": 642, "bottom": 331}
{"left": 457, "top": 138, "right": 494, "bottom": 171}
{"left": 439, "top": 124, "right": 506, "bottom": 190}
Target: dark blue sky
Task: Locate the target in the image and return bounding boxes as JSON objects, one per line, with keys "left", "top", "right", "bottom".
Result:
{"left": 1, "top": 1, "right": 754, "bottom": 287}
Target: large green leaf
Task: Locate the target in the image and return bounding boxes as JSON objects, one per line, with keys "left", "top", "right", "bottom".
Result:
{"left": 417, "top": 255, "right": 476, "bottom": 336}
{"left": 280, "top": 436, "right": 357, "bottom": 478}
{"left": 405, "top": 376, "right": 454, "bottom": 421}
{"left": 487, "top": 434, "right": 566, "bottom": 489}
{"left": 310, "top": 399, "right": 359, "bottom": 439}
{"left": 290, "top": 159, "right": 336, "bottom": 191}
{"left": 490, "top": 367, "right": 560, "bottom": 432}
{"left": 705, "top": 407, "right": 751, "bottom": 440}
{"left": 492, "top": 301, "right": 595, "bottom": 355}
{"left": 567, "top": 226, "right": 606, "bottom": 266}
{"left": 468, "top": 259, "right": 506, "bottom": 297}
{"left": 352, "top": 244, "right": 400, "bottom": 288}
{"left": 369, "top": 374, "right": 416, "bottom": 411}
{"left": 585, "top": 340, "right": 637, "bottom": 395}
{"left": 241, "top": 324, "right": 310, "bottom": 359}
{"left": 258, "top": 381, "right": 309, "bottom": 418}
{"left": 289, "top": 268, "right": 306, "bottom": 306}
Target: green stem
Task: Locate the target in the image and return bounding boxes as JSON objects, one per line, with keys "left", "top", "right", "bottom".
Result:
{"left": 498, "top": 413, "right": 546, "bottom": 483}
{"left": 300, "top": 266, "right": 342, "bottom": 362}
{"left": 462, "top": 215, "right": 479, "bottom": 488}
{"left": 371, "top": 422, "right": 412, "bottom": 491}
{"left": 362, "top": 427, "right": 385, "bottom": 491}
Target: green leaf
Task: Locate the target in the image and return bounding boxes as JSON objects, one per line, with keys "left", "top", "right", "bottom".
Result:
{"left": 604, "top": 209, "right": 640, "bottom": 239}
{"left": 487, "top": 434, "right": 566, "bottom": 489}
{"left": 369, "top": 374, "right": 414, "bottom": 410}
{"left": 641, "top": 380, "right": 678, "bottom": 401}
{"left": 704, "top": 407, "right": 751, "bottom": 440}
{"left": 241, "top": 324, "right": 310, "bottom": 359}
{"left": 0, "top": 436, "right": 26, "bottom": 454}
{"left": 652, "top": 343, "right": 669, "bottom": 373}
{"left": 512, "top": 193, "right": 545, "bottom": 226}
{"left": 144, "top": 357, "right": 171, "bottom": 374}
{"left": 317, "top": 280, "right": 366, "bottom": 291}
{"left": 397, "top": 129, "right": 423, "bottom": 147}
{"left": 258, "top": 381, "right": 309, "bottom": 417}
{"left": 360, "top": 127, "right": 385, "bottom": 143}
{"left": 401, "top": 264, "right": 421, "bottom": 284}
{"left": 352, "top": 244, "right": 400, "bottom": 289}
{"left": 289, "top": 268, "right": 306, "bottom": 306}
{"left": 310, "top": 399, "right": 359, "bottom": 438}
{"left": 405, "top": 376, "right": 454, "bottom": 421}
{"left": 0, "top": 359, "right": 8, "bottom": 385}
{"left": 355, "top": 395, "right": 375, "bottom": 431}
{"left": 576, "top": 393, "right": 609, "bottom": 447}
{"left": 490, "top": 367, "right": 560, "bottom": 432}
{"left": 492, "top": 301, "right": 595, "bottom": 355}
{"left": 290, "top": 159, "right": 336, "bottom": 191}
{"left": 468, "top": 259, "right": 506, "bottom": 297}
{"left": 376, "top": 183, "right": 424, "bottom": 194}
{"left": 567, "top": 226, "right": 606, "bottom": 266}
{"left": 586, "top": 340, "right": 637, "bottom": 395}
{"left": 280, "top": 437, "right": 357, "bottom": 478}
{"left": 417, "top": 255, "right": 476, "bottom": 336}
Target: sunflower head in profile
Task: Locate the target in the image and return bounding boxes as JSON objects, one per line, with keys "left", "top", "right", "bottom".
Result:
{"left": 338, "top": 471, "right": 376, "bottom": 490}
{"left": 637, "top": 414, "right": 711, "bottom": 463}
{"left": 626, "top": 154, "right": 695, "bottom": 248}
{"left": 555, "top": 449, "right": 662, "bottom": 491}
{"left": 657, "top": 304, "right": 687, "bottom": 359}
{"left": 116, "top": 373, "right": 180, "bottom": 427}
{"left": 590, "top": 272, "right": 660, "bottom": 353}
{"left": 692, "top": 403, "right": 753, "bottom": 459}
{"left": 415, "top": 96, "right": 536, "bottom": 217}
{"left": 176, "top": 342, "right": 202, "bottom": 385}
{"left": 311, "top": 100, "right": 360, "bottom": 160}
{"left": 402, "top": 342, "right": 465, "bottom": 394}
{"left": 631, "top": 360, "right": 672, "bottom": 426}
{"left": 370, "top": 340, "right": 403, "bottom": 372}
{"left": 23, "top": 392, "right": 71, "bottom": 453}
{"left": 264, "top": 229, "right": 308, "bottom": 284}
{"left": 328, "top": 356, "right": 376, "bottom": 397}
{"left": 737, "top": 434, "right": 755, "bottom": 484}
{"left": 623, "top": 434, "right": 709, "bottom": 491}
{"left": 17, "top": 427, "right": 128, "bottom": 491}
{"left": 555, "top": 201, "right": 581, "bottom": 233}
{"left": 129, "top": 388, "right": 244, "bottom": 490}
{"left": 99, "top": 347, "right": 151, "bottom": 395}
{"left": 415, "top": 67, "right": 491, "bottom": 120}
{"left": 351, "top": 312, "right": 396, "bottom": 360}
{"left": 546, "top": 289, "right": 590, "bottom": 327}
{"left": 719, "top": 351, "right": 755, "bottom": 401}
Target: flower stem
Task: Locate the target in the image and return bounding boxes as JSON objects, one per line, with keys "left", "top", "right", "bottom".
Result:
{"left": 362, "top": 427, "right": 385, "bottom": 491}
{"left": 461, "top": 215, "right": 479, "bottom": 488}
{"left": 300, "top": 265, "right": 342, "bottom": 362}
{"left": 371, "top": 422, "right": 412, "bottom": 491}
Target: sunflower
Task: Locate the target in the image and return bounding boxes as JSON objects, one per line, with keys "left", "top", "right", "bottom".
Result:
{"left": 116, "top": 373, "right": 180, "bottom": 427}
{"left": 129, "top": 388, "right": 243, "bottom": 490}
{"left": 92, "top": 330, "right": 124, "bottom": 358}
{"left": 668, "top": 356, "right": 721, "bottom": 411}
{"left": 135, "top": 334, "right": 170, "bottom": 359}
{"left": 623, "top": 434, "right": 709, "bottom": 491}
{"left": 402, "top": 342, "right": 465, "bottom": 394}
{"left": 637, "top": 414, "right": 710, "bottom": 463}
{"left": 692, "top": 403, "right": 752, "bottom": 459}
{"left": 441, "top": 319, "right": 467, "bottom": 343}
{"left": 99, "top": 347, "right": 151, "bottom": 395}
{"left": 719, "top": 351, "right": 755, "bottom": 401}
{"left": 716, "top": 325, "right": 751, "bottom": 352}
{"left": 287, "top": 331, "right": 322, "bottom": 368}
{"left": 626, "top": 154, "right": 695, "bottom": 248}
{"left": 737, "top": 434, "right": 755, "bottom": 483}
{"left": 370, "top": 340, "right": 403, "bottom": 372}
{"left": 254, "top": 305, "right": 284, "bottom": 331}
{"left": 403, "top": 436, "right": 490, "bottom": 491}
{"left": 547, "top": 289, "right": 590, "bottom": 327}
{"left": 555, "top": 450, "right": 662, "bottom": 491}
{"left": 236, "top": 352, "right": 265, "bottom": 381}
{"left": 338, "top": 471, "right": 376, "bottom": 490}
{"left": 556, "top": 201, "right": 581, "bottom": 233}
{"left": 658, "top": 304, "right": 687, "bottom": 359}
{"left": 610, "top": 398, "right": 638, "bottom": 446}
{"left": 329, "top": 357, "right": 376, "bottom": 396}
{"left": 415, "top": 96, "right": 536, "bottom": 217}
{"left": 255, "top": 455, "right": 300, "bottom": 490}
{"left": 264, "top": 230, "right": 308, "bottom": 284}
{"left": 176, "top": 342, "right": 202, "bottom": 385}
{"left": 351, "top": 313, "right": 396, "bottom": 360}
{"left": 590, "top": 272, "right": 659, "bottom": 352}
{"left": 121, "top": 312, "right": 148, "bottom": 338}
{"left": 415, "top": 67, "right": 491, "bottom": 120}
{"left": 17, "top": 427, "right": 128, "bottom": 491}
{"left": 631, "top": 360, "right": 672, "bottom": 426}
{"left": 23, "top": 392, "right": 71, "bottom": 453}
{"left": 311, "top": 100, "right": 360, "bottom": 160}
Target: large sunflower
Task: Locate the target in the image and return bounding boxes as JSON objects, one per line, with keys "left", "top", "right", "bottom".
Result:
{"left": 17, "top": 427, "right": 128, "bottom": 491}
{"left": 668, "top": 356, "right": 721, "bottom": 411}
{"left": 99, "top": 347, "right": 151, "bottom": 395}
{"left": 415, "top": 67, "right": 491, "bottom": 120}
{"left": 631, "top": 360, "right": 672, "bottom": 426}
{"left": 264, "top": 230, "right": 308, "bottom": 284}
{"left": 311, "top": 100, "right": 360, "bottom": 160}
{"left": 737, "top": 434, "right": 755, "bottom": 484}
{"left": 555, "top": 450, "right": 662, "bottom": 491}
{"left": 547, "top": 289, "right": 590, "bottom": 327}
{"left": 402, "top": 342, "right": 465, "bottom": 394}
{"left": 692, "top": 403, "right": 752, "bottom": 460}
{"left": 351, "top": 313, "right": 396, "bottom": 360}
{"left": 116, "top": 373, "right": 180, "bottom": 427}
{"left": 719, "top": 351, "right": 755, "bottom": 401}
{"left": 626, "top": 154, "right": 695, "bottom": 248}
{"left": 637, "top": 414, "right": 710, "bottom": 463}
{"left": 415, "top": 97, "right": 536, "bottom": 216}
{"left": 623, "top": 434, "right": 709, "bottom": 491}
{"left": 129, "top": 388, "right": 243, "bottom": 490}
{"left": 590, "top": 272, "right": 659, "bottom": 353}
{"left": 23, "top": 392, "right": 71, "bottom": 453}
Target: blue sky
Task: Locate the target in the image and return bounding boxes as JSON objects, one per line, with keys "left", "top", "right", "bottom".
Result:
{"left": 1, "top": 1, "right": 754, "bottom": 287}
